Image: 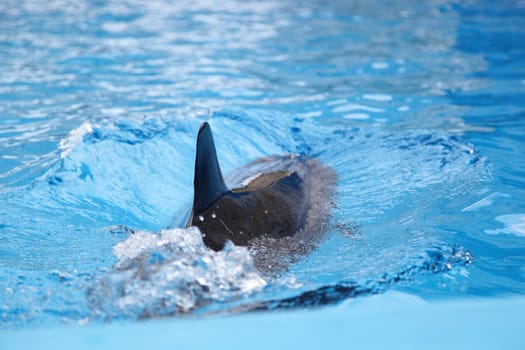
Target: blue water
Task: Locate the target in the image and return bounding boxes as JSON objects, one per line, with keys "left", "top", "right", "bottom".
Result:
{"left": 1, "top": 0, "right": 524, "bottom": 337}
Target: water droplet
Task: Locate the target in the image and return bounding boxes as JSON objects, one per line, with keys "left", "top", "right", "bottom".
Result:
{"left": 198, "top": 215, "right": 204, "bottom": 222}
{"left": 211, "top": 213, "right": 216, "bottom": 219}
{"left": 264, "top": 210, "right": 268, "bottom": 214}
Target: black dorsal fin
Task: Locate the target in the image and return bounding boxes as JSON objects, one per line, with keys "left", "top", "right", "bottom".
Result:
{"left": 192, "top": 122, "right": 228, "bottom": 213}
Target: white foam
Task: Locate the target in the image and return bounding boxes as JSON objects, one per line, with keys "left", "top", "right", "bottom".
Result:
{"left": 363, "top": 94, "right": 392, "bottom": 102}
{"left": 485, "top": 214, "right": 525, "bottom": 237}
{"left": 326, "top": 99, "right": 347, "bottom": 106}
{"left": 372, "top": 62, "right": 389, "bottom": 70}
{"left": 298, "top": 111, "right": 323, "bottom": 118}
{"left": 102, "top": 22, "right": 128, "bottom": 33}
{"left": 332, "top": 103, "right": 384, "bottom": 113}
{"left": 461, "top": 192, "right": 510, "bottom": 212}
{"left": 59, "top": 122, "right": 93, "bottom": 159}
{"left": 92, "top": 228, "right": 267, "bottom": 318}
{"left": 343, "top": 113, "right": 370, "bottom": 120}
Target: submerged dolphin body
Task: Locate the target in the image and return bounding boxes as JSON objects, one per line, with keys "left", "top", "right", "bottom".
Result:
{"left": 182, "top": 122, "right": 336, "bottom": 269}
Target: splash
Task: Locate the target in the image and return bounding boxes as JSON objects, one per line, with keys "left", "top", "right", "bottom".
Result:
{"left": 88, "top": 227, "right": 267, "bottom": 320}
{"left": 0, "top": 110, "right": 495, "bottom": 327}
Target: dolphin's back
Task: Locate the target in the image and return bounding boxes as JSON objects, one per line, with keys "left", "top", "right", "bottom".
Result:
{"left": 182, "top": 122, "right": 336, "bottom": 270}
{"left": 190, "top": 156, "right": 310, "bottom": 251}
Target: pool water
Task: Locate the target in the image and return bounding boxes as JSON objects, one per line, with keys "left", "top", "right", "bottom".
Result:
{"left": 1, "top": 0, "right": 524, "bottom": 341}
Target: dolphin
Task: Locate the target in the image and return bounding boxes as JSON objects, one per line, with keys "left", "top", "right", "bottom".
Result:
{"left": 182, "top": 122, "right": 336, "bottom": 269}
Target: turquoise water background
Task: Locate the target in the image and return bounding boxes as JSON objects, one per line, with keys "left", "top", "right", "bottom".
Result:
{"left": 1, "top": 0, "right": 524, "bottom": 347}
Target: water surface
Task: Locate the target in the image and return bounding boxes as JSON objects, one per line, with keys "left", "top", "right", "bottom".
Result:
{"left": 1, "top": 0, "right": 524, "bottom": 329}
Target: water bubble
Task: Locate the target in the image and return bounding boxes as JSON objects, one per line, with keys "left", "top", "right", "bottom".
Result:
{"left": 90, "top": 228, "right": 266, "bottom": 320}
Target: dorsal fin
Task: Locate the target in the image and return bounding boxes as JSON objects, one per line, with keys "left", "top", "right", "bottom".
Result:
{"left": 192, "top": 122, "right": 228, "bottom": 213}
